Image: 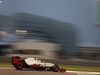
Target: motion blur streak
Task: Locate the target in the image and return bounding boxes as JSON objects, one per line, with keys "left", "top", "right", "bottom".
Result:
{"left": 0, "top": 0, "right": 100, "bottom": 63}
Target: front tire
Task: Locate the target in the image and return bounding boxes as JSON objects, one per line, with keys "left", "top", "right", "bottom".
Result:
{"left": 15, "top": 62, "right": 23, "bottom": 70}
{"left": 51, "top": 64, "right": 59, "bottom": 72}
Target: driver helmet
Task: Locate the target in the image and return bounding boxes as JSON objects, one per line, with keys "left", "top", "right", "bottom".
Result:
{"left": 34, "top": 57, "right": 38, "bottom": 60}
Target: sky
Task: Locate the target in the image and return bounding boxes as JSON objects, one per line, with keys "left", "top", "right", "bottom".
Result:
{"left": 0, "top": 0, "right": 100, "bottom": 47}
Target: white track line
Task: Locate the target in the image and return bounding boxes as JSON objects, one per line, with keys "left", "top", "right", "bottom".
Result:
{"left": 66, "top": 71, "right": 100, "bottom": 75}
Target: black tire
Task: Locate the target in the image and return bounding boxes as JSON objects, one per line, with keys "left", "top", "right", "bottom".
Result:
{"left": 15, "top": 62, "right": 23, "bottom": 70}
{"left": 51, "top": 64, "right": 59, "bottom": 72}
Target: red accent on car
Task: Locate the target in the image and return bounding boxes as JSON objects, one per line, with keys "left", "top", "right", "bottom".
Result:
{"left": 59, "top": 67, "right": 66, "bottom": 72}
{"left": 12, "top": 56, "right": 20, "bottom": 65}
{"left": 31, "top": 64, "right": 41, "bottom": 67}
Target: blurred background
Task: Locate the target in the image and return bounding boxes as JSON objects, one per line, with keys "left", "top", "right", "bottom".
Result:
{"left": 0, "top": 0, "right": 100, "bottom": 61}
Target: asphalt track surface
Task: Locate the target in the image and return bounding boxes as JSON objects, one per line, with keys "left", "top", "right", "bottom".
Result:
{"left": 0, "top": 68, "right": 76, "bottom": 75}
{"left": 0, "top": 68, "right": 100, "bottom": 75}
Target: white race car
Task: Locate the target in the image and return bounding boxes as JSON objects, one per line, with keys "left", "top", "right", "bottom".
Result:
{"left": 11, "top": 56, "right": 66, "bottom": 72}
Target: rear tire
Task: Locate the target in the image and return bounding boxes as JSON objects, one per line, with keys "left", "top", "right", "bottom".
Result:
{"left": 15, "top": 62, "right": 23, "bottom": 70}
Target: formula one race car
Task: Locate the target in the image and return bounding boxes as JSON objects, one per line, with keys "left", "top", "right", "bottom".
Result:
{"left": 11, "top": 56, "right": 66, "bottom": 72}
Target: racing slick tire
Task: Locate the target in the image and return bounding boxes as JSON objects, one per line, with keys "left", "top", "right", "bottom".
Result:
{"left": 15, "top": 62, "right": 23, "bottom": 70}
{"left": 51, "top": 64, "right": 59, "bottom": 72}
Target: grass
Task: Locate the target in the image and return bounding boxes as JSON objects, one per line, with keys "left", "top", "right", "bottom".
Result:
{"left": 0, "top": 62, "right": 100, "bottom": 72}
{"left": 0, "top": 62, "right": 13, "bottom": 67}
{"left": 59, "top": 64, "right": 100, "bottom": 72}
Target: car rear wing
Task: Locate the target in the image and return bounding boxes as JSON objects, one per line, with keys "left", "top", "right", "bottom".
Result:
{"left": 12, "top": 56, "right": 20, "bottom": 65}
